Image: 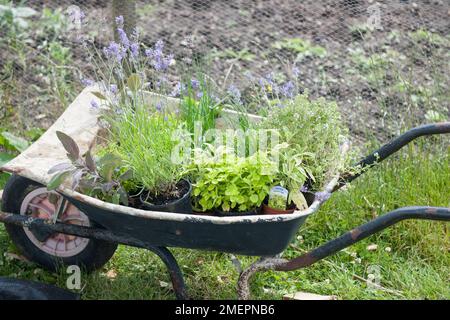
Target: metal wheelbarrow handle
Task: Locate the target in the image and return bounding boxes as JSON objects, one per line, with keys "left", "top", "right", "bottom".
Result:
{"left": 335, "top": 122, "right": 450, "bottom": 191}
{"left": 275, "top": 206, "right": 450, "bottom": 271}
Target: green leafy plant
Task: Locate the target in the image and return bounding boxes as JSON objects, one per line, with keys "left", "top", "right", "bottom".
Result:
{"left": 272, "top": 38, "right": 327, "bottom": 59}
{"left": 47, "top": 131, "right": 131, "bottom": 205}
{"left": 271, "top": 145, "right": 312, "bottom": 209}
{"left": 0, "top": 131, "right": 29, "bottom": 152}
{"left": 185, "top": 147, "right": 277, "bottom": 213}
{"left": 0, "top": 3, "right": 37, "bottom": 29}
{"left": 260, "top": 93, "right": 349, "bottom": 191}
{"left": 0, "top": 131, "right": 30, "bottom": 166}
{"left": 209, "top": 48, "right": 256, "bottom": 62}
{"left": 39, "top": 7, "right": 69, "bottom": 40}
{"left": 106, "top": 106, "right": 183, "bottom": 198}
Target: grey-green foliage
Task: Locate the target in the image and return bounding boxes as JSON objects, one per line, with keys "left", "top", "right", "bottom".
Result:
{"left": 47, "top": 131, "right": 131, "bottom": 205}
{"left": 107, "top": 106, "right": 183, "bottom": 196}
{"left": 260, "top": 93, "right": 349, "bottom": 190}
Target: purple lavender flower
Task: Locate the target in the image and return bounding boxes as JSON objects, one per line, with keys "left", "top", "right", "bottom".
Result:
{"left": 191, "top": 78, "right": 200, "bottom": 90}
{"left": 265, "top": 73, "right": 275, "bottom": 86}
{"left": 103, "top": 41, "right": 125, "bottom": 62}
{"left": 258, "top": 77, "right": 265, "bottom": 90}
{"left": 155, "top": 101, "right": 163, "bottom": 112}
{"left": 315, "top": 191, "right": 331, "bottom": 202}
{"left": 196, "top": 91, "right": 203, "bottom": 99}
{"left": 145, "top": 40, "right": 173, "bottom": 72}
{"left": 292, "top": 66, "right": 300, "bottom": 78}
{"left": 170, "top": 81, "right": 185, "bottom": 97}
{"left": 258, "top": 73, "right": 277, "bottom": 93}
{"left": 81, "top": 78, "right": 94, "bottom": 87}
{"left": 281, "top": 81, "right": 295, "bottom": 98}
{"left": 115, "top": 15, "right": 124, "bottom": 26}
{"left": 155, "top": 39, "right": 164, "bottom": 52}
{"left": 68, "top": 8, "right": 85, "bottom": 25}
{"left": 110, "top": 84, "right": 118, "bottom": 94}
{"left": 90, "top": 100, "right": 99, "bottom": 109}
{"left": 130, "top": 43, "right": 139, "bottom": 58}
{"left": 155, "top": 53, "right": 173, "bottom": 72}
{"left": 227, "top": 84, "right": 242, "bottom": 105}
{"left": 117, "top": 28, "right": 130, "bottom": 49}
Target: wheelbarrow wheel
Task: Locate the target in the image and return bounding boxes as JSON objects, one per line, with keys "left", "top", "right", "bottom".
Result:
{"left": 1, "top": 175, "right": 117, "bottom": 272}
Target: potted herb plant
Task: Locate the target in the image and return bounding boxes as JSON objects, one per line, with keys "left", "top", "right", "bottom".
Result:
{"left": 184, "top": 147, "right": 277, "bottom": 216}
{"left": 105, "top": 105, "right": 193, "bottom": 214}
{"left": 47, "top": 131, "right": 131, "bottom": 205}
{"left": 255, "top": 93, "right": 350, "bottom": 213}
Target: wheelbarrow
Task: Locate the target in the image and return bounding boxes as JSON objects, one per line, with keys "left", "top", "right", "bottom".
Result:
{"left": 0, "top": 88, "right": 449, "bottom": 299}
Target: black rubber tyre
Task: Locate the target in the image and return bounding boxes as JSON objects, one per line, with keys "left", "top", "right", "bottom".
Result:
{"left": 1, "top": 175, "right": 117, "bottom": 272}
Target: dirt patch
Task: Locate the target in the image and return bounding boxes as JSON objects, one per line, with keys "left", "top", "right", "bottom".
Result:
{"left": 1, "top": 0, "right": 449, "bottom": 143}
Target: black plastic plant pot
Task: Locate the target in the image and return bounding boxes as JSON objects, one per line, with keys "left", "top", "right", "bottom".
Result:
{"left": 139, "top": 179, "right": 193, "bottom": 214}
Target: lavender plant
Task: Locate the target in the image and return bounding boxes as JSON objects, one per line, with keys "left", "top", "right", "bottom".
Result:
{"left": 106, "top": 106, "right": 183, "bottom": 199}
{"left": 77, "top": 16, "right": 178, "bottom": 117}
{"left": 72, "top": 15, "right": 223, "bottom": 203}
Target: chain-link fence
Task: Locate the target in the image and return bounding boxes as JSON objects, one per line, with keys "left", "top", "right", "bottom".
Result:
{"left": 1, "top": 0, "right": 449, "bottom": 141}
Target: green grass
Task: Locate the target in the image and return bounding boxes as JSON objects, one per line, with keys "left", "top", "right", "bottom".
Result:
{"left": 0, "top": 142, "right": 449, "bottom": 299}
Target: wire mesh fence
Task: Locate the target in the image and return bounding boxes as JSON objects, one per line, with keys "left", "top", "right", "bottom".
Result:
{"left": 1, "top": 0, "right": 449, "bottom": 141}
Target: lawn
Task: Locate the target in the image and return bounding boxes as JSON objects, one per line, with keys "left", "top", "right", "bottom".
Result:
{"left": 1, "top": 141, "right": 448, "bottom": 299}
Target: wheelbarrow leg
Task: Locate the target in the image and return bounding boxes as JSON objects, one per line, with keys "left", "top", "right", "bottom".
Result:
{"left": 145, "top": 246, "right": 189, "bottom": 300}
{"left": 237, "top": 206, "right": 450, "bottom": 299}
{"left": 237, "top": 257, "right": 285, "bottom": 300}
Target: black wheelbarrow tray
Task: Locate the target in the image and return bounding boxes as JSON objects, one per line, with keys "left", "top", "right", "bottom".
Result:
{"left": 0, "top": 87, "right": 449, "bottom": 299}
